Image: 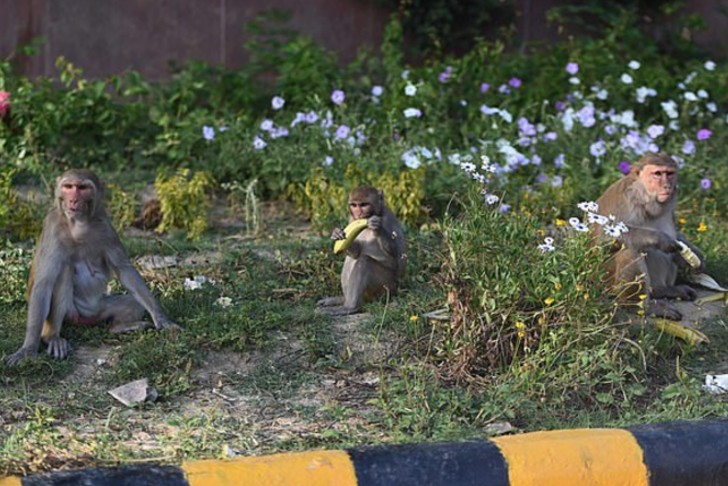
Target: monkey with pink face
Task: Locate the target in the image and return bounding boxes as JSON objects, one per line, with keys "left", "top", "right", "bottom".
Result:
{"left": 4, "top": 169, "right": 179, "bottom": 366}
{"left": 594, "top": 152, "right": 705, "bottom": 320}
{"left": 317, "top": 186, "right": 407, "bottom": 316}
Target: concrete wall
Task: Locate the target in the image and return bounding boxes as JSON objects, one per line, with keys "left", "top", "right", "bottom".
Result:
{"left": 0, "top": 0, "right": 390, "bottom": 81}
{"left": 1, "top": 0, "right": 727, "bottom": 82}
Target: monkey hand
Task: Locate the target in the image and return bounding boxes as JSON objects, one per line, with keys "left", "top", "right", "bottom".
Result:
{"left": 331, "top": 228, "right": 346, "bottom": 241}
{"left": 367, "top": 215, "right": 382, "bottom": 231}
{"left": 656, "top": 235, "right": 680, "bottom": 253}
{"left": 4, "top": 347, "right": 38, "bottom": 366}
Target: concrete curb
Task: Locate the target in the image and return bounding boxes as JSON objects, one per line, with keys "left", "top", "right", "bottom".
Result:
{"left": 2, "top": 419, "right": 727, "bottom": 485}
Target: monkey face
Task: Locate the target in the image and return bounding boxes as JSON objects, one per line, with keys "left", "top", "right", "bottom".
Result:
{"left": 638, "top": 164, "right": 677, "bottom": 203}
{"left": 348, "top": 200, "right": 374, "bottom": 220}
{"left": 59, "top": 178, "right": 96, "bottom": 216}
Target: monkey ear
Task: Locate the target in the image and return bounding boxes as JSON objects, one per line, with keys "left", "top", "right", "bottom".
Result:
{"left": 628, "top": 164, "right": 640, "bottom": 176}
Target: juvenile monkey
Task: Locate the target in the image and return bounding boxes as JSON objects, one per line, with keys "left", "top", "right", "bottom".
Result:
{"left": 594, "top": 152, "right": 704, "bottom": 320}
{"left": 4, "top": 169, "right": 179, "bottom": 366}
{"left": 317, "top": 186, "right": 406, "bottom": 315}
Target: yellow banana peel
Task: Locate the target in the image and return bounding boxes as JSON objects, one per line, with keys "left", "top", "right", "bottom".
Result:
{"left": 695, "top": 292, "right": 728, "bottom": 305}
{"left": 333, "top": 219, "right": 369, "bottom": 254}
{"left": 654, "top": 318, "right": 709, "bottom": 345}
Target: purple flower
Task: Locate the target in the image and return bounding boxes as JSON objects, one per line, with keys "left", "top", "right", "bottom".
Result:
{"left": 371, "top": 85, "right": 383, "bottom": 97}
{"left": 618, "top": 161, "right": 631, "bottom": 174}
{"left": 590, "top": 140, "right": 606, "bottom": 157}
{"left": 202, "top": 125, "right": 215, "bottom": 141}
{"left": 508, "top": 77, "right": 522, "bottom": 88}
{"left": 647, "top": 124, "right": 665, "bottom": 139}
{"left": 260, "top": 119, "right": 274, "bottom": 131}
{"left": 253, "top": 135, "right": 267, "bottom": 150}
{"left": 271, "top": 96, "right": 285, "bottom": 110}
{"left": 335, "top": 124, "right": 350, "bottom": 140}
{"left": 331, "top": 89, "right": 346, "bottom": 105}
{"left": 555, "top": 100, "right": 566, "bottom": 111}
{"left": 438, "top": 66, "right": 453, "bottom": 83}
{"left": 554, "top": 153, "right": 565, "bottom": 168}
{"left": 499, "top": 204, "right": 511, "bottom": 213}
{"left": 566, "top": 62, "right": 579, "bottom": 75}
{"left": 697, "top": 128, "right": 712, "bottom": 140}
{"left": 498, "top": 84, "right": 511, "bottom": 94}
{"left": 701, "top": 178, "right": 712, "bottom": 190}
{"left": 304, "top": 111, "right": 319, "bottom": 124}
{"left": 480, "top": 82, "right": 490, "bottom": 93}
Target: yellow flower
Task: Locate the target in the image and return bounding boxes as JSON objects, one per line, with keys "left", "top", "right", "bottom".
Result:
{"left": 697, "top": 221, "right": 707, "bottom": 233}
{"left": 515, "top": 321, "right": 526, "bottom": 330}
{"left": 544, "top": 297, "right": 555, "bottom": 305}
{"left": 554, "top": 282, "right": 562, "bottom": 290}
{"left": 678, "top": 217, "right": 687, "bottom": 224}
{"left": 409, "top": 315, "right": 419, "bottom": 322}
{"left": 555, "top": 219, "right": 567, "bottom": 227}
{"left": 517, "top": 330, "right": 525, "bottom": 339}
{"left": 639, "top": 294, "right": 648, "bottom": 301}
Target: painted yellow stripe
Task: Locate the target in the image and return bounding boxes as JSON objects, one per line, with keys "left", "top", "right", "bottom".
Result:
{"left": 0, "top": 477, "right": 22, "bottom": 486}
{"left": 184, "top": 450, "right": 358, "bottom": 486}
{"left": 492, "top": 428, "right": 648, "bottom": 486}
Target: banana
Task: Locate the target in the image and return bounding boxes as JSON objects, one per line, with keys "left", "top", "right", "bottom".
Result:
{"left": 333, "top": 219, "right": 369, "bottom": 254}
{"left": 695, "top": 292, "right": 728, "bottom": 305}
{"left": 677, "top": 241, "right": 702, "bottom": 269}
{"left": 654, "top": 318, "right": 710, "bottom": 345}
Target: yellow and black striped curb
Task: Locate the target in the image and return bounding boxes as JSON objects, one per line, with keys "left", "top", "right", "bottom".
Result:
{"left": 2, "top": 419, "right": 727, "bottom": 485}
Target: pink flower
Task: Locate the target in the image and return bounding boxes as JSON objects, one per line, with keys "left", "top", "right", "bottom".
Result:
{"left": 0, "top": 91, "right": 10, "bottom": 118}
{"left": 697, "top": 128, "right": 712, "bottom": 141}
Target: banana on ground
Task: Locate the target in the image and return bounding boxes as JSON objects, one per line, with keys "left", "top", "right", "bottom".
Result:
{"left": 653, "top": 318, "right": 710, "bottom": 345}
{"left": 333, "top": 219, "right": 369, "bottom": 254}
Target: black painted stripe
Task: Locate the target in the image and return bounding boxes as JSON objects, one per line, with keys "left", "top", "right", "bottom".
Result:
{"left": 347, "top": 439, "right": 510, "bottom": 486}
{"left": 628, "top": 419, "right": 728, "bottom": 486}
{"left": 22, "top": 465, "right": 187, "bottom": 486}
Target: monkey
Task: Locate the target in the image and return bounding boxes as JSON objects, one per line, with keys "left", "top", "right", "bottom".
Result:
{"left": 4, "top": 169, "right": 179, "bottom": 366}
{"left": 317, "top": 186, "right": 407, "bottom": 316}
{"left": 593, "top": 152, "right": 704, "bottom": 320}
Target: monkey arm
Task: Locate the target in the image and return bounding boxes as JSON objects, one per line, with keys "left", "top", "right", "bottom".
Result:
{"left": 622, "top": 225, "right": 678, "bottom": 253}
{"left": 107, "top": 245, "right": 179, "bottom": 330}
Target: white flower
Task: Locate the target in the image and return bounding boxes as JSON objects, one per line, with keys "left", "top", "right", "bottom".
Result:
{"left": 538, "top": 242, "right": 555, "bottom": 253}
{"left": 697, "top": 89, "right": 709, "bottom": 99}
{"left": 402, "top": 150, "right": 421, "bottom": 169}
{"left": 587, "top": 212, "right": 609, "bottom": 226}
{"left": 707, "top": 102, "right": 717, "bottom": 113}
{"left": 596, "top": 89, "right": 609, "bottom": 100}
{"left": 603, "top": 225, "right": 621, "bottom": 238}
{"left": 705, "top": 60, "right": 716, "bottom": 71}
{"left": 498, "top": 109, "right": 513, "bottom": 123}
{"left": 569, "top": 77, "right": 580, "bottom": 85}
{"left": 620, "top": 73, "right": 633, "bottom": 84}
{"left": 404, "top": 83, "right": 417, "bottom": 96}
{"left": 371, "top": 85, "right": 383, "bottom": 97}
{"left": 577, "top": 201, "right": 599, "bottom": 212}
{"left": 401, "top": 69, "right": 410, "bottom": 79}
{"left": 661, "top": 100, "right": 678, "bottom": 119}
{"left": 184, "top": 276, "right": 215, "bottom": 291}
{"left": 260, "top": 119, "right": 274, "bottom": 131}
{"left": 403, "top": 107, "right": 422, "bottom": 118}
{"left": 569, "top": 217, "right": 581, "bottom": 227}
{"left": 615, "top": 222, "right": 629, "bottom": 234}
{"left": 271, "top": 96, "right": 285, "bottom": 110}
{"left": 460, "top": 162, "right": 476, "bottom": 172}
{"left": 323, "top": 156, "right": 334, "bottom": 166}
{"left": 253, "top": 135, "right": 267, "bottom": 150}
{"left": 485, "top": 194, "right": 500, "bottom": 205}
{"left": 628, "top": 60, "right": 641, "bottom": 70}
{"left": 215, "top": 296, "right": 233, "bottom": 308}
{"left": 684, "top": 92, "right": 698, "bottom": 101}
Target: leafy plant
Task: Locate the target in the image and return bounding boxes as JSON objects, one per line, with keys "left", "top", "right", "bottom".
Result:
{"left": 155, "top": 169, "right": 213, "bottom": 240}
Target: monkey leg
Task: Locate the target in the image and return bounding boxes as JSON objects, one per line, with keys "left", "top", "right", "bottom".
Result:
{"left": 645, "top": 249, "right": 696, "bottom": 301}
{"left": 98, "top": 295, "right": 153, "bottom": 333}
{"left": 40, "top": 266, "right": 75, "bottom": 360}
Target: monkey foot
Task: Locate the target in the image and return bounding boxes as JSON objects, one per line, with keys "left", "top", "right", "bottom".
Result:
{"left": 317, "top": 306, "right": 362, "bottom": 316}
{"left": 646, "top": 299, "right": 682, "bottom": 321}
{"left": 4, "top": 348, "right": 38, "bottom": 366}
{"left": 46, "top": 337, "right": 70, "bottom": 360}
{"left": 109, "top": 321, "right": 154, "bottom": 334}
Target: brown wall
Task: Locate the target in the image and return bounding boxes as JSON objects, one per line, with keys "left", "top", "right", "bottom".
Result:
{"left": 1, "top": 0, "right": 727, "bottom": 82}
{"left": 0, "top": 0, "right": 391, "bottom": 81}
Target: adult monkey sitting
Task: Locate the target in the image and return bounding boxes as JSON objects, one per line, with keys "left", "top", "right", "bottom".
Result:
{"left": 594, "top": 152, "right": 704, "bottom": 320}
{"left": 317, "top": 185, "right": 407, "bottom": 315}
{"left": 5, "top": 169, "right": 179, "bottom": 366}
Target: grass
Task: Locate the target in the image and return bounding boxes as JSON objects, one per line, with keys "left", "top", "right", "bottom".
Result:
{"left": 1, "top": 196, "right": 728, "bottom": 477}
